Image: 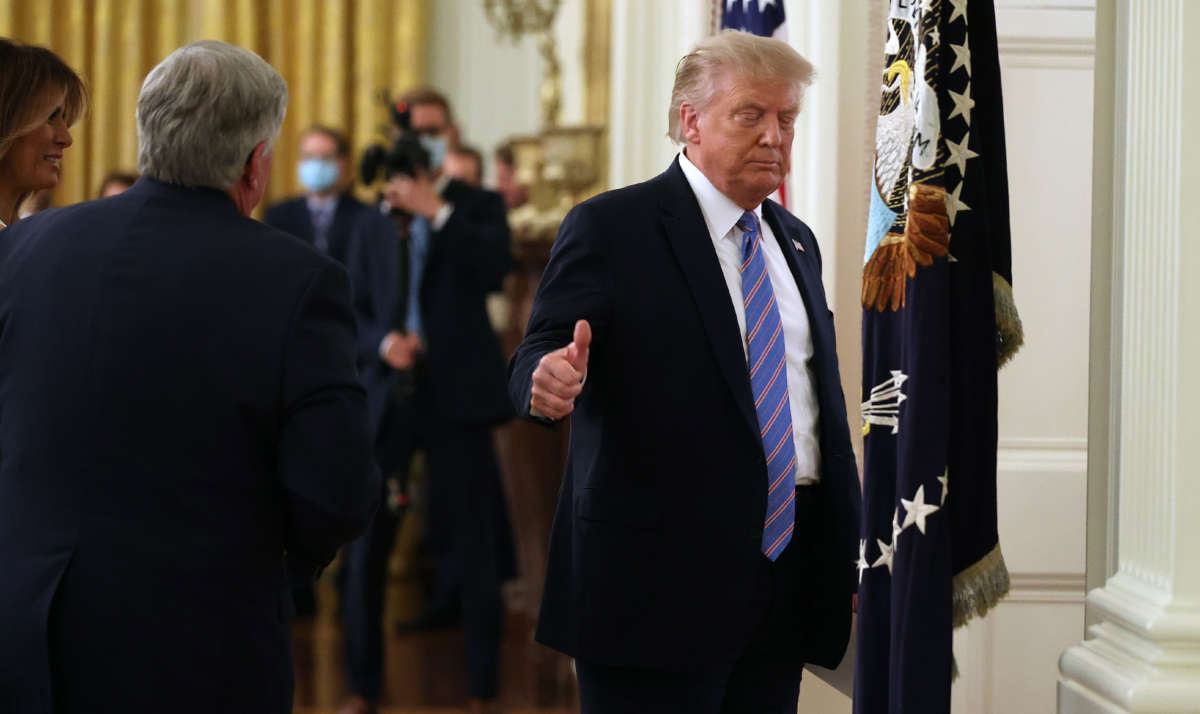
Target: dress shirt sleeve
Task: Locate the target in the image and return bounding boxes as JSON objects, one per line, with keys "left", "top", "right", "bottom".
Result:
{"left": 431, "top": 202, "right": 453, "bottom": 231}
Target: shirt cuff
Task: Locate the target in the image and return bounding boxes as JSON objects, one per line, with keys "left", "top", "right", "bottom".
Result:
{"left": 379, "top": 333, "right": 397, "bottom": 360}
{"left": 431, "top": 203, "right": 454, "bottom": 231}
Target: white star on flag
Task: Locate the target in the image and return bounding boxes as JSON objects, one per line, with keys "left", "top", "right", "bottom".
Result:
{"left": 901, "top": 485, "right": 941, "bottom": 534}
{"left": 872, "top": 538, "right": 895, "bottom": 574}
{"left": 938, "top": 471, "right": 950, "bottom": 505}
{"left": 857, "top": 539, "right": 871, "bottom": 584}
{"left": 946, "top": 182, "right": 971, "bottom": 225}
{"left": 951, "top": 40, "right": 972, "bottom": 76}
{"left": 948, "top": 84, "right": 975, "bottom": 125}
{"left": 892, "top": 506, "right": 904, "bottom": 545}
{"left": 944, "top": 133, "right": 978, "bottom": 176}
{"left": 948, "top": 0, "right": 968, "bottom": 24}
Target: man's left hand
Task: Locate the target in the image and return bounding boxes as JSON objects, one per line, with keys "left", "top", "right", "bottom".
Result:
{"left": 382, "top": 174, "right": 445, "bottom": 220}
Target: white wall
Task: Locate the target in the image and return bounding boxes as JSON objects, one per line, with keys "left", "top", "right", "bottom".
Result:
{"left": 951, "top": 2, "right": 1094, "bottom": 712}
{"left": 427, "top": 0, "right": 587, "bottom": 182}
{"left": 607, "top": 0, "right": 709, "bottom": 188}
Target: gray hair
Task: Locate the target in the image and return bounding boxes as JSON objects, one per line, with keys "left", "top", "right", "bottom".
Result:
{"left": 137, "top": 41, "right": 288, "bottom": 189}
{"left": 668, "top": 30, "right": 814, "bottom": 144}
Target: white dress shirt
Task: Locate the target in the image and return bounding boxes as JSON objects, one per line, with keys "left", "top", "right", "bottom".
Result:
{"left": 678, "top": 152, "right": 821, "bottom": 485}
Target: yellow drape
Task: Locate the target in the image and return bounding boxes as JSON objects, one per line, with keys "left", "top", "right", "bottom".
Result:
{"left": 0, "top": 0, "right": 427, "bottom": 210}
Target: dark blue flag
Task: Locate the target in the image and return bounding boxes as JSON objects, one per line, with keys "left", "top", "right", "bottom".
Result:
{"left": 720, "top": 0, "right": 786, "bottom": 38}
{"left": 855, "top": 0, "right": 1023, "bottom": 712}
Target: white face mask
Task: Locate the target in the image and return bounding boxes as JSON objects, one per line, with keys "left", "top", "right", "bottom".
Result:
{"left": 418, "top": 134, "right": 448, "bottom": 172}
{"left": 297, "top": 158, "right": 340, "bottom": 192}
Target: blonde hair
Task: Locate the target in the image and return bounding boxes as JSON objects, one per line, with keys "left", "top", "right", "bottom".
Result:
{"left": 668, "top": 30, "right": 814, "bottom": 144}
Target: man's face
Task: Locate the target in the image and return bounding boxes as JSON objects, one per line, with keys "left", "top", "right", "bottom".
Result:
{"left": 443, "top": 151, "right": 481, "bottom": 186}
{"left": 681, "top": 70, "right": 799, "bottom": 210}
{"left": 409, "top": 103, "right": 450, "bottom": 137}
{"left": 298, "top": 131, "right": 345, "bottom": 181}
{"left": 494, "top": 159, "right": 528, "bottom": 209}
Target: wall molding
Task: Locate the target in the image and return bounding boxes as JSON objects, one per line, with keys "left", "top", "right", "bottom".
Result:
{"left": 998, "top": 438, "right": 1088, "bottom": 473}
{"left": 997, "top": 6, "right": 1096, "bottom": 68}
{"left": 1007, "top": 572, "right": 1088, "bottom": 604}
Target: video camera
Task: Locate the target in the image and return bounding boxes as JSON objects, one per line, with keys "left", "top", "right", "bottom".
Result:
{"left": 359, "top": 99, "right": 431, "bottom": 184}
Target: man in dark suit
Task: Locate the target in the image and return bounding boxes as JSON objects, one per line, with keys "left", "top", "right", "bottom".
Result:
{"left": 265, "top": 125, "right": 400, "bottom": 617}
{"left": 0, "top": 41, "right": 378, "bottom": 714}
{"left": 508, "top": 31, "right": 861, "bottom": 713}
{"left": 337, "top": 87, "right": 514, "bottom": 714}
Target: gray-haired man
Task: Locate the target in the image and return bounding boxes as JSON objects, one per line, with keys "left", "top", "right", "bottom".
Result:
{"left": 0, "top": 41, "right": 378, "bottom": 713}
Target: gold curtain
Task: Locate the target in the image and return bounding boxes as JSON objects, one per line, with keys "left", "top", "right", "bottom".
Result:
{"left": 0, "top": 0, "right": 427, "bottom": 210}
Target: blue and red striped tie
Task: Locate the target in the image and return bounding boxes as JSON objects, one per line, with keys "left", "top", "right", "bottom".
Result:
{"left": 738, "top": 211, "right": 796, "bottom": 562}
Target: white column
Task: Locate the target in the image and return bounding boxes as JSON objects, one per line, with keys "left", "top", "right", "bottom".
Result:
{"left": 606, "top": 0, "right": 708, "bottom": 189}
{"left": 1058, "top": 1, "right": 1200, "bottom": 711}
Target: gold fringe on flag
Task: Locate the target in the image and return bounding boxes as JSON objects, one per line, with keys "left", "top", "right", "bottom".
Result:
{"left": 993, "top": 273, "right": 1024, "bottom": 368}
{"left": 951, "top": 542, "right": 1010, "bottom": 629}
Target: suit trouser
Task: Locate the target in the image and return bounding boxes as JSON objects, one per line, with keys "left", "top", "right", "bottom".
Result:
{"left": 341, "top": 379, "right": 510, "bottom": 700}
{"left": 575, "top": 486, "right": 818, "bottom": 714}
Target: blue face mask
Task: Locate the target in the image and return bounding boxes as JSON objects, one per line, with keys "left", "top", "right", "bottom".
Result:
{"left": 419, "top": 134, "right": 448, "bottom": 172}
{"left": 297, "top": 158, "right": 340, "bottom": 192}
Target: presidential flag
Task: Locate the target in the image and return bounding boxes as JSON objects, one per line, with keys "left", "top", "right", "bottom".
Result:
{"left": 855, "top": 0, "right": 1022, "bottom": 711}
{"left": 717, "top": 0, "right": 788, "bottom": 208}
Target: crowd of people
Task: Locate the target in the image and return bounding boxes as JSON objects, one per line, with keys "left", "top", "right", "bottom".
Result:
{"left": 0, "top": 29, "right": 859, "bottom": 714}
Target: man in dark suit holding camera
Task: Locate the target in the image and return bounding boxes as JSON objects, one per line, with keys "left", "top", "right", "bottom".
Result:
{"left": 338, "top": 87, "right": 514, "bottom": 714}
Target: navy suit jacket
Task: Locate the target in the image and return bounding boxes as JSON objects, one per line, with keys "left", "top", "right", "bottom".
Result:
{"left": 265, "top": 194, "right": 400, "bottom": 433}
{"left": 508, "top": 160, "right": 862, "bottom": 670}
{"left": 403, "top": 179, "right": 513, "bottom": 427}
{"left": 0, "top": 179, "right": 379, "bottom": 713}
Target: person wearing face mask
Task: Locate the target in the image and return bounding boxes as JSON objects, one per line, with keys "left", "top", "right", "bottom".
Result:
{"left": 336, "top": 87, "right": 514, "bottom": 714}
{"left": 265, "top": 126, "right": 402, "bottom": 620}
{"left": 0, "top": 38, "right": 86, "bottom": 230}
{"left": 268, "top": 126, "right": 371, "bottom": 262}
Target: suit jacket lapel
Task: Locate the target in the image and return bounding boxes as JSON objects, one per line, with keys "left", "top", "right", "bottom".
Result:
{"left": 326, "top": 195, "right": 353, "bottom": 258}
{"left": 292, "top": 199, "right": 317, "bottom": 246}
{"left": 421, "top": 178, "right": 460, "bottom": 281}
{"left": 657, "top": 162, "right": 760, "bottom": 438}
{"left": 761, "top": 202, "right": 841, "bottom": 440}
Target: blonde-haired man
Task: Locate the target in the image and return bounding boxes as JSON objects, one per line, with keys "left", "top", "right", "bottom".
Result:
{"left": 508, "top": 31, "right": 860, "bottom": 712}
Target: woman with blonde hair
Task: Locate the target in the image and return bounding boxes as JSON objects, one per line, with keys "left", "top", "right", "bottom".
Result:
{"left": 0, "top": 38, "right": 87, "bottom": 229}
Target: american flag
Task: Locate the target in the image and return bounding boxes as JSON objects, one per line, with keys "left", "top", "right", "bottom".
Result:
{"left": 717, "top": 0, "right": 787, "bottom": 39}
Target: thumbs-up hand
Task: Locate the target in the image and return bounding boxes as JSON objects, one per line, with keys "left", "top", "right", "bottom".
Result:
{"left": 530, "top": 320, "right": 591, "bottom": 420}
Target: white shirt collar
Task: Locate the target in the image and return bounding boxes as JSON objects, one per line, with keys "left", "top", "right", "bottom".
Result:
{"left": 306, "top": 193, "right": 337, "bottom": 214}
{"left": 433, "top": 173, "right": 452, "bottom": 196}
{"left": 677, "top": 151, "right": 763, "bottom": 243}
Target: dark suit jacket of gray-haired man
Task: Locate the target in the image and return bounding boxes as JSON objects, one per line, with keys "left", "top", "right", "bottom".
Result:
{"left": 508, "top": 31, "right": 861, "bottom": 713}
{"left": 0, "top": 41, "right": 378, "bottom": 714}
